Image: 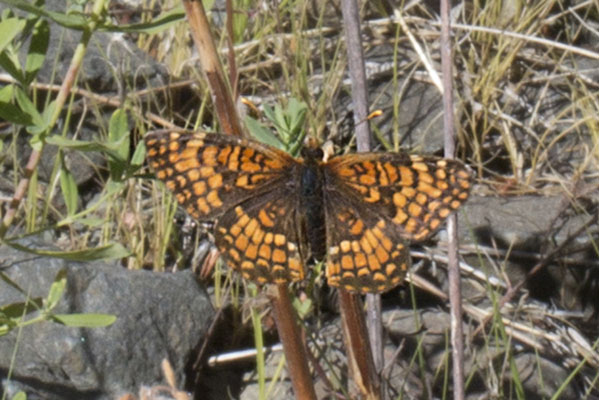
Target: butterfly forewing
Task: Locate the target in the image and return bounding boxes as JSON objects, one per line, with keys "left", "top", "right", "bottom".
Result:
{"left": 144, "top": 131, "right": 296, "bottom": 221}
{"left": 324, "top": 152, "right": 472, "bottom": 242}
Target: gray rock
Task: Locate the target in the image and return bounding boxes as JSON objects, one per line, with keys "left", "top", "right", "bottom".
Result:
{"left": 0, "top": 242, "right": 213, "bottom": 400}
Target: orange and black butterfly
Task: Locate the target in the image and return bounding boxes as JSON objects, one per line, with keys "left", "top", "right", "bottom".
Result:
{"left": 145, "top": 131, "right": 471, "bottom": 293}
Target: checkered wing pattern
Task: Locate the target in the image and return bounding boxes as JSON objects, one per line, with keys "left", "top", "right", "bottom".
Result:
{"left": 145, "top": 131, "right": 306, "bottom": 283}
{"left": 322, "top": 153, "right": 471, "bottom": 292}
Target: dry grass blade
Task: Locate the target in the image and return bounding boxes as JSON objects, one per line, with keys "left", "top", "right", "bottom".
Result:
{"left": 339, "top": 0, "right": 383, "bottom": 398}
{"left": 182, "top": 0, "right": 243, "bottom": 137}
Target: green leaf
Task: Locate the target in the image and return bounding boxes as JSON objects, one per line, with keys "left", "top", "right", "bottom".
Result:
{"left": 0, "top": 85, "right": 32, "bottom": 125}
{"left": 51, "top": 313, "right": 116, "bottom": 327}
{"left": 245, "top": 116, "right": 284, "bottom": 150}
{"left": 1, "top": 0, "right": 88, "bottom": 30}
{"left": 5, "top": 241, "right": 131, "bottom": 261}
{"left": 108, "top": 109, "right": 129, "bottom": 160}
{"left": 59, "top": 158, "right": 79, "bottom": 216}
{"left": 130, "top": 139, "right": 147, "bottom": 168}
{"left": 14, "top": 86, "right": 43, "bottom": 127}
{"left": 99, "top": 5, "right": 185, "bottom": 34}
{"left": 0, "top": 17, "right": 26, "bottom": 54}
{"left": 107, "top": 109, "right": 130, "bottom": 180}
{"left": 11, "top": 391, "right": 27, "bottom": 400}
{"left": 0, "top": 298, "right": 43, "bottom": 318}
{"left": 0, "top": 49, "right": 23, "bottom": 82}
{"left": 45, "top": 269, "right": 67, "bottom": 311}
{"left": 24, "top": 19, "right": 49, "bottom": 84}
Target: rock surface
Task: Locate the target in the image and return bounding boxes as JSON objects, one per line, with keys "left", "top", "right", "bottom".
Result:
{"left": 0, "top": 242, "right": 213, "bottom": 400}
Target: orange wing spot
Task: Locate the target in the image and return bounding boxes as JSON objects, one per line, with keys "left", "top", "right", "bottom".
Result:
{"left": 168, "top": 141, "right": 180, "bottom": 151}
{"left": 187, "top": 169, "right": 200, "bottom": 182}
{"left": 355, "top": 252, "right": 367, "bottom": 267}
{"left": 359, "top": 173, "right": 376, "bottom": 185}
{"left": 180, "top": 146, "right": 199, "bottom": 162}
{"left": 156, "top": 170, "right": 168, "bottom": 180}
{"left": 406, "top": 218, "right": 418, "bottom": 233}
{"left": 242, "top": 148, "right": 255, "bottom": 158}
{"left": 264, "top": 233, "right": 274, "bottom": 244}
{"left": 244, "top": 218, "right": 259, "bottom": 237}
{"left": 357, "top": 267, "right": 370, "bottom": 277}
{"left": 235, "top": 235, "right": 249, "bottom": 252}
{"left": 337, "top": 166, "right": 356, "bottom": 177}
{"left": 176, "top": 193, "right": 187, "bottom": 204}
{"left": 376, "top": 163, "right": 390, "bottom": 186}
{"left": 272, "top": 248, "right": 286, "bottom": 263}
{"left": 288, "top": 258, "right": 303, "bottom": 278}
{"left": 227, "top": 147, "right": 241, "bottom": 170}
{"left": 208, "top": 174, "right": 223, "bottom": 189}
{"left": 228, "top": 248, "right": 241, "bottom": 262}
{"left": 264, "top": 158, "right": 285, "bottom": 169}
{"left": 367, "top": 254, "right": 381, "bottom": 270}
{"left": 375, "top": 246, "right": 390, "bottom": 263}
{"left": 364, "top": 229, "right": 379, "bottom": 250}
{"left": 175, "top": 175, "right": 187, "bottom": 188}
{"left": 229, "top": 223, "right": 242, "bottom": 237}
{"left": 341, "top": 255, "right": 354, "bottom": 270}
{"left": 240, "top": 261, "right": 254, "bottom": 271}
{"left": 451, "top": 200, "right": 462, "bottom": 209}
{"left": 274, "top": 234, "right": 286, "bottom": 246}
{"left": 258, "top": 244, "right": 271, "bottom": 260}
{"left": 417, "top": 182, "right": 442, "bottom": 197}
{"left": 372, "top": 272, "right": 387, "bottom": 285}
{"left": 411, "top": 161, "right": 429, "bottom": 172}
{"left": 401, "top": 187, "right": 416, "bottom": 198}
{"left": 199, "top": 166, "right": 215, "bottom": 178}
{"left": 438, "top": 208, "right": 451, "bottom": 218}
{"left": 436, "top": 169, "right": 447, "bottom": 179}
{"left": 428, "top": 200, "right": 441, "bottom": 211}
{"left": 429, "top": 219, "right": 440, "bottom": 230}
{"left": 359, "top": 236, "right": 373, "bottom": 254}
{"left": 393, "top": 193, "right": 407, "bottom": 207}
{"left": 340, "top": 240, "right": 351, "bottom": 253}
{"left": 258, "top": 209, "right": 275, "bottom": 228}
{"left": 251, "top": 227, "right": 265, "bottom": 244}
{"left": 240, "top": 162, "right": 260, "bottom": 172}
{"left": 393, "top": 209, "right": 408, "bottom": 224}
{"left": 398, "top": 166, "right": 414, "bottom": 186}
{"left": 384, "top": 162, "right": 399, "bottom": 183}
{"left": 236, "top": 175, "right": 249, "bottom": 188}
{"left": 196, "top": 198, "right": 211, "bottom": 214}
{"left": 166, "top": 181, "right": 177, "bottom": 192}
{"left": 416, "top": 193, "right": 428, "bottom": 205}
{"left": 350, "top": 219, "right": 364, "bottom": 235}
{"left": 329, "top": 246, "right": 340, "bottom": 256}
{"left": 351, "top": 240, "right": 361, "bottom": 253}
{"left": 408, "top": 203, "right": 422, "bottom": 217}
{"left": 246, "top": 244, "right": 258, "bottom": 260}
{"left": 175, "top": 158, "right": 200, "bottom": 172}
{"left": 380, "top": 236, "right": 392, "bottom": 252}
{"left": 385, "top": 263, "right": 399, "bottom": 276}
{"left": 207, "top": 190, "right": 223, "bottom": 207}
{"left": 216, "top": 145, "right": 232, "bottom": 165}
{"left": 418, "top": 172, "right": 434, "bottom": 184}
{"left": 201, "top": 146, "right": 219, "bottom": 164}
{"left": 236, "top": 208, "right": 250, "bottom": 227}
{"left": 364, "top": 188, "right": 381, "bottom": 202}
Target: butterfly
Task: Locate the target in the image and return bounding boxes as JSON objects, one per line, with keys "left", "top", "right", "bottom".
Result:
{"left": 145, "top": 130, "right": 471, "bottom": 293}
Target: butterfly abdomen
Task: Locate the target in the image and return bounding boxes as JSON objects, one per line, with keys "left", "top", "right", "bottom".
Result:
{"left": 299, "top": 161, "right": 326, "bottom": 261}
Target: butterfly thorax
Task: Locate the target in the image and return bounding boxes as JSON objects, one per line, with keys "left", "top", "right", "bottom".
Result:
{"left": 299, "top": 147, "right": 326, "bottom": 260}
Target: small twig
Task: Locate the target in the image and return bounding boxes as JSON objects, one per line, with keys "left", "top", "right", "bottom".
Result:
{"left": 269, "top": 284, "right": 317, "bottom": 400}
{"left": 439, "top": 0, "right": 465, "bottom": 398}
{"left": 340, "top": 0, "right": 383, "bottom": 398}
